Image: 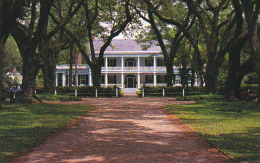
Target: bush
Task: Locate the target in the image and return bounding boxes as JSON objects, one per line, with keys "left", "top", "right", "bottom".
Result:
{"left": 10, "top": 97, "right": 37, "bottom": 104}
{"left": 38, "top": 93, "right": 82, "bottom": 101}
{"left": 175, "top": 94, "right": 224, "bottom": 102}
{"left": 53, "top": 86, "right": 122, "bottom": 97}
{"left": 140, "top": 86, "right": 205, "bottom": 97}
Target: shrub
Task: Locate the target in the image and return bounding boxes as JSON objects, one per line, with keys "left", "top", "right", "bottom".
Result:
{"left": 53, "top": 86, "right": 122, "bottom": 97}
{"left": 38, "top": 93, "right": 82, "bottom": 101}
{"left": 176, "top": 94, "right": 224, "bottom": 102}
{"left": 141, "top": 86, "right": 205, "bottom": 97}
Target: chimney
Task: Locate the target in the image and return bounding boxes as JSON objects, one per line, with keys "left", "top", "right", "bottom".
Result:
{"left": 78, "top": 52, "right": 82, "bottom": 65}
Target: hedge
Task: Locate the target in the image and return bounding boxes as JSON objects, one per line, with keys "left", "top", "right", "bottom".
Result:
{"left": 138, "top": 86, "right": 205, "bottom": 97}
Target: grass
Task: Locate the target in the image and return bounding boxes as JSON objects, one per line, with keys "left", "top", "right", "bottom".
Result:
{"left": 0, "top": 102, "right": 92, "bottom": 162}
{"left": 165, "top": 95, "right": 260, "bottom": 162}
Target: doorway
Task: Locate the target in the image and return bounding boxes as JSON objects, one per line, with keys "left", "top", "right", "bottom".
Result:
{"left": 125, "top": 75, "right": 136, "bottom": 88}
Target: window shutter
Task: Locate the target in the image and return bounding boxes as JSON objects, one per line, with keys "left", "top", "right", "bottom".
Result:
{"left": 145, "top": 58, "right": 147, "bottom": 66}
{"left": 66, "top": 75, "right": 69, "bottom": 86}
{"left": 73, "top": 75, "right": 75, "bottom": 85}
{"left": 78, "top": 75, "right": 81, "bottom": 85}
{"left": 114, "top": 75, "right": 117, "bottom": 83}
{"left": 102, "top": 58, "right": 104, "bottom": 67}
{"left": 86, "top": 75, "right": 89, "bottom": 85}
{"left": 114, "top": 59, "right": 116, "bottom": 67}
{"left": 101, "top": 75, "right": 105, "bottom": 84}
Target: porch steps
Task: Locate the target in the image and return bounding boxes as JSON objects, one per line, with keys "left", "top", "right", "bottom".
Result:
{"left": 123, "top": 88, "right": 139, "bottom": 93}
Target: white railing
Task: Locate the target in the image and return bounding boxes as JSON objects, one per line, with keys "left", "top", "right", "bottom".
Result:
{"left": 101, "top": 66, "right": 166, "bottom": 72}
{"left": 57, "top": 64, "right": 166, "bottom": 72}
{"left": 56, "top": 64, "right": 89, "bottom": 69}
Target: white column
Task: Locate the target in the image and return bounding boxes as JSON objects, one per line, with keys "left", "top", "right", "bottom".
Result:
{"left": 153, "top": 56, "right": 156, "bottom": 71}
{"left": 62, "top": 73, "right": 66, "bottom": 86}
{"left": 121, "top": 73, "right": 124, "bottom": 89}
{"left": 105, "top": 73, "right": 108, "bottom": 87}
{"left": 121, "top": 57, "right": 124, "bottom": 71}
{"left": 105, "top": 57, "right": 108, "bottom": 71}
{"left": 138, "top": 73, "right": 141, "bottom": 88}
{"left": 56, "top": 74, "right": 58, "bottom": 86}
{"left": 154, "top": 73, "right": 157, "bottom": 87}
{"left": 137, "top": 57, "right": 140, "bottom": 71}
{"left": 89, "top": 72, "right": 92, "bottom": 86}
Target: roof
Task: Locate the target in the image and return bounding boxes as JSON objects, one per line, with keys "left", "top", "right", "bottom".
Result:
{"left": 91, "top": 39, "right": 161, "bottom": 54}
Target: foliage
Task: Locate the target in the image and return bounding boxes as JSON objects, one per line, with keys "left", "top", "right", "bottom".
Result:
{"left": 38, "top": 93, "right": 82, "bottom": 101}
{"left": 41, "top": 86, "right": 123, "bottom": 97}
{"left": 35, "top": 69, "right": 44, "bottom": 87}
{"left": 140, "top": 86, "right": 204, "bottom": 97}
{"left": 175, "top": 94, "right": 224, "bottom": 102}
{"left": 243, "top": 72, "right": 258, "bottom": 84}
{"left": 165, "top": 98, "right": 260, "bottom": 162}
{"left": 0, "top": 103, "right": 92, "bottom": 162}
{"left": 2, "top": 37, "right": 22, "bottom": 73}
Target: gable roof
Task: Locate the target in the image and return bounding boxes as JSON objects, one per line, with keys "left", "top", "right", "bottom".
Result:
{"left": 92, "top": 39, "right": 161, "bottom": 54}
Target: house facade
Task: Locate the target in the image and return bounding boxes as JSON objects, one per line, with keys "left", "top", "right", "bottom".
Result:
{"left": 55, "top": 39, "right": 199, "bottom": 92}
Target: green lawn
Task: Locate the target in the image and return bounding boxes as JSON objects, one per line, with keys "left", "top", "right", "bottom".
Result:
{"left": 0, "top": 103, "right": 92, "bottom": 162}
{"left": 165, "top": 97, "right": 260, "bottom": 162}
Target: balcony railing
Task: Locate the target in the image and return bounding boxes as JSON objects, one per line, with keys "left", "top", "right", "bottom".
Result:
{"left": 57, "top": 64, "right": 167, "bottom": 72}
{"left": 101, "top": 66, "right": 166, "bottom": 72}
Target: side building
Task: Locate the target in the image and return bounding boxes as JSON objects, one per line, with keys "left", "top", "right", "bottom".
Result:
{"left": 55, "top": 39, "right": 199, "bottom": 93}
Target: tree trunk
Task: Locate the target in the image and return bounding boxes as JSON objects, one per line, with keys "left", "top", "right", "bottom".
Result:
{"left": 91, "top": 64, "right": 102, "bottom": 87}
{"left": 21, "top": 49, "right": 40, "bottom": 97}
{"left": 225, "top": 48, "right": 241, "bottom": 100}
{"left": 42, "top": 60, "right": 56, "bottom": 93}
{"left": 0, "top": 44, "right": 4, "bottom": 108}
{"left": 165, "top": 63, "right": 173, "bottom": 87}
{"left": 205, "top": 65, "right": 218, "bottom": 93}
{"left": 254, "top": 26, "right": 260, "bottom": 107}
{"left": 0, "top": 44, "right": 4, "bottom": 91}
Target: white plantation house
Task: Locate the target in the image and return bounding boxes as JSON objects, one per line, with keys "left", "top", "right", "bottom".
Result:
{"left": 55, "top": 39, "right": 199, "bottom": 93}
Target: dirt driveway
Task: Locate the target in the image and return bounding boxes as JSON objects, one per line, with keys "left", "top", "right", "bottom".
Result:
{"left": 12, "top": 97, "right": 234, "bottom": 163}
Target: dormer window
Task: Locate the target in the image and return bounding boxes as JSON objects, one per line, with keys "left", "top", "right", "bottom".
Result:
{"left": 125, "top": 58, "right": 136, "bottom": 67}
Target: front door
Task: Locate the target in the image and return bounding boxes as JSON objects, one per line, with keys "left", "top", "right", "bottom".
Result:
{"left": 125, "top": 75, "right": 136, "bottom": 88}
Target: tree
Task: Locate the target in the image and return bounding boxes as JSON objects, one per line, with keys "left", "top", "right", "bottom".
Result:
{"left": 10, "top": 0, "right": 55, "bottom": 98}
{"left": 133, "top": 0, "right": 196, "bottom": 87}
{"left": 63, "top": 0, "right": 132, "bottom": 87}
{"left": 11, "top": 0, "right": 83, "bottom": 97}
{"left": 186, "top": 0, "right": 241, "bottom": 93}
{"left": 224, "top": 0, "right": 250, "bottom": 100}
{"left": 40, "top": 0, "right": 84, "bottom": 92}
{"left": 240, "top": 0, "right": 260, "bottom": 106}
{"left": 0, "top": 0, "right": 26, "bottom": 107}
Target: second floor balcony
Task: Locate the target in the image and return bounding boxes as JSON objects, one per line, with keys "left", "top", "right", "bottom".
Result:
{"left": 101, "top": 66, "right": 166, "bottom": 72}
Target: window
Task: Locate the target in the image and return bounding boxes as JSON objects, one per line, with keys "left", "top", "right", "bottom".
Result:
{"left": 145, "top": 75, "right": 153, "bottom": 83}
{"left": 108, "top": 75, "right": 117, "bottom": 84}
{"left": 58, "top": 73, "right": 62, "bottom": 86}
{"left": 157, "top": 75, "right": 167, "bottom": 83}
{"left": 101, "top": 75, "right": 105, "bottom": 84}
{"left": 78, "top": 75, "right": 88, "bottom": 85}
{"left": 145, "top": 58, "right": 153, "bottom": 66}
{"left": 125, "top": 58, "right": 136, "bottom": 67}
{"left": 108, "top": 58, "right": 116, "bottom": 67}
{"left": 157, "top": 58, "right": 165, "bottom": 66}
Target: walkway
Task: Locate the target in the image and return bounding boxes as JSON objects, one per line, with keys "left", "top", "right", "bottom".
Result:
{"left": 12, "top": 97, "right": 233, "bottom": 163}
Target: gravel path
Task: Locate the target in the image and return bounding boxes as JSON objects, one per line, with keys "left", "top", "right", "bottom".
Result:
{"left": 12, "top": 97, "right": 234, "bottom": 163}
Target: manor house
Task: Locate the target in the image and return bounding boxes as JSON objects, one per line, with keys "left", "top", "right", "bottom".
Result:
{"left": 55, "top": 39, "right": 199, "bottom": 93}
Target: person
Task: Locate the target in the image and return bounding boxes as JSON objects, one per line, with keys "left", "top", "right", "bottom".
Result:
{"left": 10, "top": 86, "right": 16, "bottom": 101}
{"left": 16, "top": 85, "right": 21, "bottom": 97}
